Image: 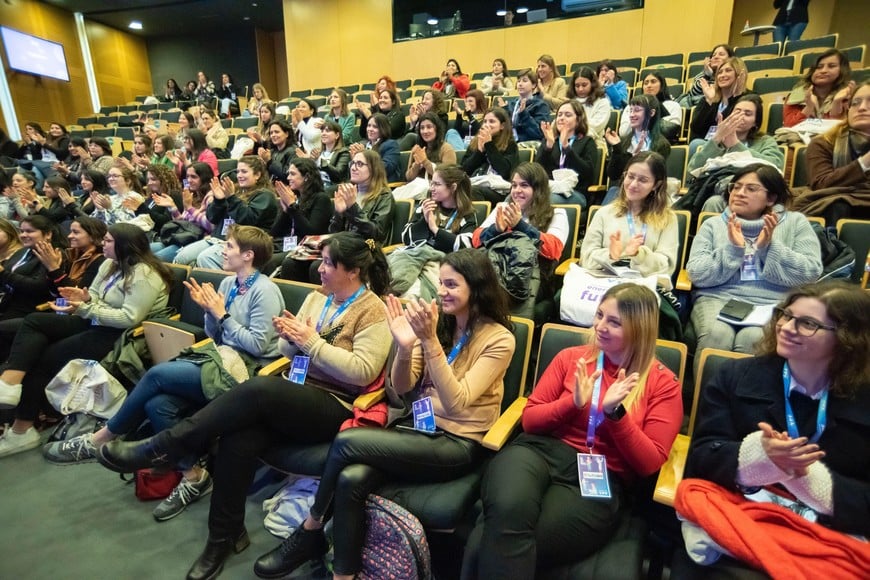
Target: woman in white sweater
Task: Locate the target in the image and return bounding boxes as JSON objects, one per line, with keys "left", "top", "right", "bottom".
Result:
{"left": 581, "top": 151, "right": 679, "bottom": 289}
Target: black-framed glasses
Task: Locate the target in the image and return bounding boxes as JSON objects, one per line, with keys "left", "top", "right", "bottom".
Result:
{"left": 350, "top": 160, "right": 367, "bottom": 169}
{"left": 773, "top": 307, "right": 837, "bottom": 337}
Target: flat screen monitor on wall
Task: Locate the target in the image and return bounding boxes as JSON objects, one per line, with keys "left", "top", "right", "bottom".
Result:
{"left": 0, "top": 26, "right": 70, "bottom": 82}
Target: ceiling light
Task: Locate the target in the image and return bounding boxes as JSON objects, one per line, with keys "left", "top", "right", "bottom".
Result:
{"left": 128, "top": 21, "right": 143, "bottom": 30}
{"left": 427, "top": 18, "right": 438, "bottom": 25}
{"left": 517, "top": 7, "right": 529, "bottom": 14}
{"left": 496, "top": 9, "right": 507, "bottom": 16}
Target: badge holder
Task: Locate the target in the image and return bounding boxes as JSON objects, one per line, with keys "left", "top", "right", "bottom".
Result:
{"left": 287, "top": 355, "right": 310, "bottom": 385}
{"left": 412, "top": 396, "right": 437, "bottom": 434}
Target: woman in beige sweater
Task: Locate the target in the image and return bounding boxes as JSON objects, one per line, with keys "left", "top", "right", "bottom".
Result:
{"left": 251, "top": 247, "right": 516, "bottom": 580}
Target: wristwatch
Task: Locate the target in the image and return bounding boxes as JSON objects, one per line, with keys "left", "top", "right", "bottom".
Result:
{"left": 219, "top": 313, "right": 231, "bottom": 324}
{"left": 605, "top": 404, "right": 626, "bottom": 421}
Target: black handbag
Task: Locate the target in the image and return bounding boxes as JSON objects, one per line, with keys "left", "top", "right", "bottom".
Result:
{"left": 158, "top": 219, "right": 205, "bottom": 247}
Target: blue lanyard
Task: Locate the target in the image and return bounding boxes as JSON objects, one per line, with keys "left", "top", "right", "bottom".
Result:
{"left": 782, "top": 364, "right": 828, "bottom": 444}
{"left": 316, "top": 285, "right": 365, "bottom": 332}
{"left": 224, "top": 271, "right": 259, "bottom": 310}
{"left": 444, "top": 210, "right": 458, "bottom": 230}
{"left": 100, "top": 271, "right": 123, "bottom": 300}
{"left": 446, "top": 330, "right": 470, "bottom": 365}
{"left": 626, "top": 213, "right": 647, "bottom": 242}
{"left": 585, "top": 351, "right": 606, "bottom": 450}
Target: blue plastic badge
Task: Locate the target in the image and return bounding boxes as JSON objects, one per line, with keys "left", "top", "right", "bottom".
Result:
{"left": 577, "top": 453, "right": 612, "bottom": 499}
{"left": 412, "top": 396, "right": 437, "bottom": 433}
{"left": 288, "top": 355, "right": 310, "bottom": 385}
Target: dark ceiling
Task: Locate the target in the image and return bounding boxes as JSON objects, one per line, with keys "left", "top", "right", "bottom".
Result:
{"left": 39, "top": 0, "right": 284, "bottom": 37}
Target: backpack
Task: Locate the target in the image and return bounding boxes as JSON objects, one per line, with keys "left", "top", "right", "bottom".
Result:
{"left": 483, "top": 231, "right": 539, "bottom": 304}
{"left": 359, "top": 495, "right": 432, "bottom": 580}
{"left": 811, "top": 222, "right": 855, "bottom": 281}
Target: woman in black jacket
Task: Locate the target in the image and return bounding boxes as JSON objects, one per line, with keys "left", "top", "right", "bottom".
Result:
{"left": 537, "top": 99, "right": 598, "bottom": 207}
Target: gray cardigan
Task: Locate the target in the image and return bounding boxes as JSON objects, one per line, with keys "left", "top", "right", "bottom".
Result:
{"left": 204, "top": 273, "right": 284, "bottom": 359}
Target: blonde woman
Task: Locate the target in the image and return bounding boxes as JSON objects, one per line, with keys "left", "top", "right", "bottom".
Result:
{"left": 689, "top": 56, "right": 749, "bottom": 143}
{"left": 245, "top": 83, "right": 272, "bottom": 117}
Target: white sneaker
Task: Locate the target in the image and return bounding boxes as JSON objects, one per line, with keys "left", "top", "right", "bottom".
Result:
{"left": 0, "top": 427, "right": 41, "bottom": 458}
{"left": 0, "top": 379, "right": 22, "bottom": 409}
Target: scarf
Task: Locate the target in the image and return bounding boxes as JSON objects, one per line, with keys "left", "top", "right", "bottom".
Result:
{"left": 828, "top": 123, "right": 870, "bottom": 170}
{"left": 68, "top": 246, "right": 101, "bottom": 286}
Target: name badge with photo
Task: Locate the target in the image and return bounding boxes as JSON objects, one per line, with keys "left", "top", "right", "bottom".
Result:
{"left": 288, "top": 355, "right": 310, "bottom": 385}
{"left": 577, "top": 453, "right": 612, "bottom": 499}
{"left": 412, "top": 396, "right": 437, "bottom": 433}
{"left": 221, "top": 218, "right": 235, "bottom": 236}
{"left": 282, "top": 235, "right": 298, "bottom": 252}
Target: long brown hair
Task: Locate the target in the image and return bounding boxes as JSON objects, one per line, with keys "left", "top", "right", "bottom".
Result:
{"left": 432, "top": 164, "right": 473, "bottom": 234}
{"left": 614, "top": 151, "right": 674, "bottom": 231}
{"left": 236, "top": 155, "right": 273, "bottom": 203}
{"left": 356, "top": 149, "right": 390, "bottom": 205}
{"left": 470, "top": 108, "right": 513, "bottom": 153}
{"left": 756, "top": 281, "right": 870, "bottom": 397}
{"left": 513, "top": 162, "right": 553, "bottom": 231}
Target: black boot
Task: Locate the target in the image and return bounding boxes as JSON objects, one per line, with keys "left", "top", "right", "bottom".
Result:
{"left": 96, "top": 433, "right": 174, "bottom": 473}
{"left": 253, "top": 525, "right": 327, "bottom": 579}
{"left": 186, "top": 529, "right": 250, "bottom": 580}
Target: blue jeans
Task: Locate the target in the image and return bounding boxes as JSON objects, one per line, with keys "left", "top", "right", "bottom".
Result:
{"left": 174, "top": 237, "right": 219, "bottom": 266}
{"left": 195, "top": 241, "right": 226, "bottom": 269}
{"left": 773, "top": 22, "right": 807, "bottom": 43}
{"left": 107, "top": 360, "right": 207, "bottom": 436}
{"left": 445, "top": 129, "right": 469, "bottom": 153}
{"left": 601, "top": 186, "right": 620, "bottom": 206}
{"left": 150, "top": 241, "right": 181, "bottom": 262}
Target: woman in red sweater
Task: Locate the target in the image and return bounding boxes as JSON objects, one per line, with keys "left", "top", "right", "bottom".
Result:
{"left": 465, "top": 283, "right": 683, "bottom": 578}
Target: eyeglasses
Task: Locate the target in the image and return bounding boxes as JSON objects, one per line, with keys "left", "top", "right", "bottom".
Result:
{"left": 773, "top": 307, "right": 837, "bottom": 337}
{"left": 623, "top": 172, "right": 652, "bottom": 185}
{"left": 106, "top": 174, "right": 122, "bottom": 179}
{"left": 727, "top": 182, "right": 767, "bottom": 195}
{"left": 350, "top": 160, "right": 368, "bottom": 169}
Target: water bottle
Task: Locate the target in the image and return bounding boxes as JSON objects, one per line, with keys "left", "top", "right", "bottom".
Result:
{"left": 55, "top": 297, "right": 69, "bottom": 315}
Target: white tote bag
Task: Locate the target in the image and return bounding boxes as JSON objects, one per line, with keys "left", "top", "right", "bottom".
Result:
{"left": 560, "top": 263, "right": 658, "bottom": 327}
{"left": 45, "top": 359, "right": 127, "bottom": 419}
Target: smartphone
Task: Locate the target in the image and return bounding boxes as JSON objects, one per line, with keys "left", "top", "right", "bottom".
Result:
{"left": 394, "top": 424, "right": 444, "bottom": 437}
{"left": 455, "top": 99, "right": 465, "bottom": 111}
{"left": 719, "top": 299, "right": 754, "bottom": 322}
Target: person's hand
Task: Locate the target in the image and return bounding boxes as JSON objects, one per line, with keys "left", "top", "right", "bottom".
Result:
{"left": 293, "top": 146, "right": 306, "bottom": 159}
{"left": 411, "top": 144, "right": 427, "bottom": 167}
{"left": 726, "top": 212, "right": 745, "bottom": 247}
{"left": 275, "top": 181, "right": 298, "bottom": 210}
{"left": 273, "top": 309, "right": 316, "bottom": 347}
{"left": 312, "top": 118, "right": 324, "bottom": 130}
{"left": 492, "top": 75, "right": 503, "bottom": 89}
{"left": 409, "top": 104, "right": 421, "bottom": 124}
{"left": 55, "top": 161, "right": 70, "bottom": 176}
{"left": 601, "top": 368, "right": 639, "bottom": 413}
{"left": 165, "top": 149, "right": 180, "bottom": 165}
{"left": 17, "top": 186, "right": 36, "bottom": 203}
{"left": 494, "top": 203, "right": 510, "bottom": 233}
{"left": 183, "top": 277, "right": 227, "bottom": 319}
{"left": 385, "top": 294, "right": 417, "bottom": 351}
{"left": 121, "top": 195, "right": 141, "bottom": 212}
{"left": 703, "top": 56, "right": 712, "bottom": 73}
{"left": 609, "top": 230, "right": 624, "bottom": 260}
{"left": 829, "top": 81, "right": 856, "bottom": 119}
{"left": 132, "top": 153, "right": 148, "bottom": 169}
{"left": 452, "top": 100, "right": 463, "bottom": 115}
{"left": 755, "top": 213, "right": 778, "bottom": 249}
{"left": 334, "top": 182, "right": 356, "bottom": 214}
{"left": 476, "top": 126, "right": 492, "bottom": 152}
{"left": 348, "top": 142, "right": 364, "bottom": 156}
{"left": 700, "top": 78, "right": 716, "bottom": 104}
{"left": 309, "top": 147, "right": 321, "bottom": 161}
{"left": 802, "top": 90, "right": 819, "bottom": 118}
{"left": 573, "top": 358, "right": 603, "bottom": 409}
{"left": 421, "top": 198, "right": 439, "bottom": 233}
{"left": 57, "top": 187, "right": 76, "bottom": 207}
{"left": 632, "top": 130, "right": 647, "bottom": 154}
{"left": 151, "top": 192, "right": 177, "bottom": 210}
{"left": 357, "top": 101, "right": 372, "bottom": 118}
{"left": 758, "top": 422, "right": 825, "bottom": 477}
{"left": 90, "top": 191, "right": 111, "bottom": 210}
{"left": 247, "top": 128, "right": 262, "bottom": 142}
{"left": 540, "top": 121, "right": 556, "bottom": 148}
{"left": 624, "top": 233, "right": 645, "bottom": 257}
{"left": 181, "top": 188, "right": 194, "bottom": 210}
{"left": 176, "top": 149, "right": 188, "bottom": 165}
{"left": 33, "top": 239, "right": 63, "bottom": 271}
{"left": 33, "top": 132, "right": 46, "bottom": 145}
{"left": 258, "top": 148, "right": 271, "bottom": 163}
{"left": 48, "top": 300, "right": 77, "bottom": 314}
{"left": 495, "top": 96, "right": 507, "bottom": 108}
{"left": 501, "top": 199, "right": 522, "bottom": 229}
{"left": 59, "top": 286, "right": 90, "bottom": 304}
{"left": 440, "top": 70, "right": 448, "bottom": 83}
{"left": 290, "top": 108, "right": 302, "bottom": 126}
{"left": 403, "top": 297, "right": 438, "bottom": 341}
{"left": 604, "top": 128, "right": 621, "bottom": 147}
{"left": 366, "top": 92, "right": 377, "bottom": 106}
{"left": 713, "top": 113, "right": 739, "bottom": 147}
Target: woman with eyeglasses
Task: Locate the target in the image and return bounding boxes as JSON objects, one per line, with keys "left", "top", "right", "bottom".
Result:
{"left": 581, "top": 152, "right": 678, "bottom": 289}
{"left": 685, "top": 164, "right": 822, "bottom": 376}
{"left": 676, "top": 281, "right": 870, "bottom": 576}
{"left": 328, "top": 150, "right": 394, "bottom": 248}
{"left": 92, "top": 163, "right": 145, "bottom": 226}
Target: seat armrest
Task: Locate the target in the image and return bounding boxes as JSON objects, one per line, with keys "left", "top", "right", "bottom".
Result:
{"left": 192, "top": 338, "right": 213, "bottom": 349}
{"left": 132, "top": 313, "right": 181, "bottom": 338}
{"left": 354, "top": 388, "right": 385, "bottom": 410}
{"left": 555, "top": 258, "right": 578, "bottom": 277}
{"left": 382, "top": 244, "right": 403, "bottom": 255}
{"left": 675, "top": 269, "right": 692, "bottom": 292}
{"left": 36, "top": 301, "right": 52, "bottom": 312}
{"left": 481, "top": 397, "right": 527, "bottom": 451}
{"left": 259, "top": 356, "right": 292, "bottom": 376}
{"left": 654, "top": 433, "right": 690, "bottom": 507}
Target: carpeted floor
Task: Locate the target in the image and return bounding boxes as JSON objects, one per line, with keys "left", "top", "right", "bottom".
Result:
{"left": 0, "top": 431, "right": 329, "bottom": 580}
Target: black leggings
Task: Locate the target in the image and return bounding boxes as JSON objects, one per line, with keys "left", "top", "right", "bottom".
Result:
{"left": 463, "top": 433, "right": 624, "bottom": 580}
{"left": 157, "top": 376, "right": 352, "bottom": 538}
{"left": 309, "top": 427, "right": 484, "bottom": 575}
{"left": 5, "top": 313, "right": 123, "bottom": 421}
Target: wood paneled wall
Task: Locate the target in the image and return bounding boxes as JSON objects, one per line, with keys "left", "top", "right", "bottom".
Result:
{"left": 281, "top": 0, "right": 734, "bottom": 94}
